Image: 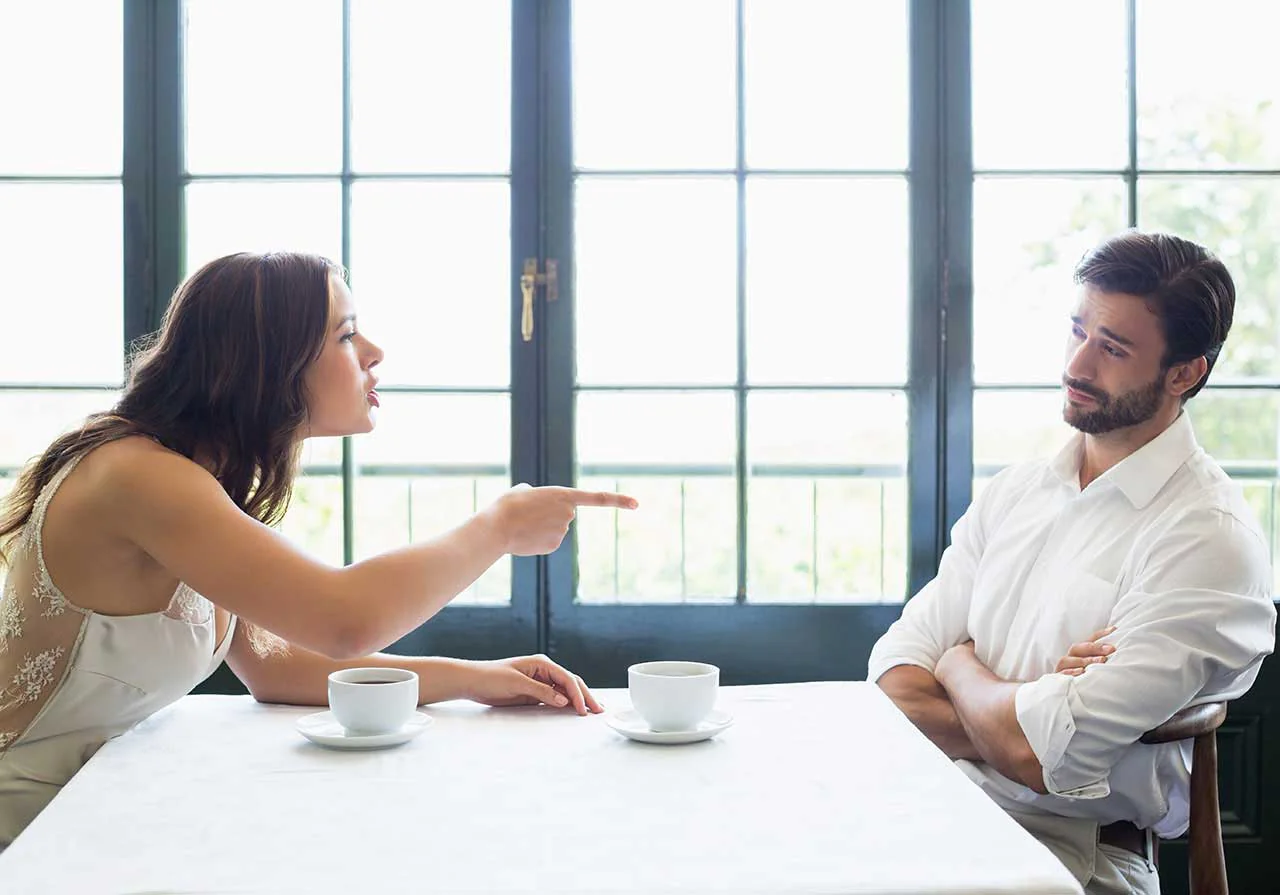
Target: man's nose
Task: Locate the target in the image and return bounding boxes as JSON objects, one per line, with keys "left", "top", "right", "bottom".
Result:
{"left": 1065, "top": 340, "right": 1096, "bottom": 381}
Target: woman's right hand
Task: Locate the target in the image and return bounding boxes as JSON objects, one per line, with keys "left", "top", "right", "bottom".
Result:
{"left": 486, "top": 484, "right": 638, "bottom": 556}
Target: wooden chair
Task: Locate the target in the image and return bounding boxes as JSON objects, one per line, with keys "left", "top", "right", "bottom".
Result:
{"left": 1140, "top": 702, "right": 1229, "bottom": 895}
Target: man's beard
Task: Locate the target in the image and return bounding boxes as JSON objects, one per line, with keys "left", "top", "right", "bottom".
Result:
{"left": 1062, "top": 372, "right": 1165, "bottom": 435}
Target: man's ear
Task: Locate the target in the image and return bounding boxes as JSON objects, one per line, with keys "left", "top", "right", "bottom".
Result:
{"left": 1166, "top": 356, "right": 1208, "bottom": 398}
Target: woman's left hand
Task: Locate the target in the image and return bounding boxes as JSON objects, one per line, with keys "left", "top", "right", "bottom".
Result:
{"left": 464, "top": 654, "right": 603, "bottom": 716}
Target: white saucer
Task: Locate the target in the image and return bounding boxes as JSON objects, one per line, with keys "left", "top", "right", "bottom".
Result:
{"left": 605, "top": 708, "right": 734, "bottom": 745}
{"left": 296, "top": 710, "right": 433, "bottom": 750}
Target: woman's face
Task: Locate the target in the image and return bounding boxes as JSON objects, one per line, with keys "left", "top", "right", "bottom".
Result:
{"left": 303, "top": 274, "right": 384, "bottom": 438}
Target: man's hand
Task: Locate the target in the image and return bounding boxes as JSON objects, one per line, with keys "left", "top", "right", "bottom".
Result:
{"left": 1054, "top": 626, "right": 1116, "bottom": 677}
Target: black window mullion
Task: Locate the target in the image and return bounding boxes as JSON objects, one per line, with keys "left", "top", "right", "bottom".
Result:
{"left": 541, "top": 0, "right": 576, "bottom": 654}
{"left": 123, "top": 0, "right": 184, "bottom": 354}
{"left": 906, "top": 0, "right": 946, "bottom": 595}
{"left": 734, "top": 0, "right": 748, "bottom": 603}
{"left": 513, "top": 0, "right": 555, "bottom": 649}
{"left": 1125, "top": 0, "right": 1139, "bottom": 228}
{"left": 939, "top": 0, "right": 974, "bottom": 544}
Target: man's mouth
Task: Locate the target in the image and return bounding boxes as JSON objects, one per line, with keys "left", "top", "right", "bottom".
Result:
{"left": 1065, "top": 385, "right": 1099, "bottom": 404}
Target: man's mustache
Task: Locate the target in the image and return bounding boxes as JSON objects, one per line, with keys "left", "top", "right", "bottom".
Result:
{"left": 1063, "top": 377, "right": 1108, "bottom": 403}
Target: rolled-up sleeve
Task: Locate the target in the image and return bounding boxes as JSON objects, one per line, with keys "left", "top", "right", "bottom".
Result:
{"left": 1015, "top": 508, "right": 1275, "bottom": 799}
{"left": 867, "top": 471, "right": 1006, "bottom": 683}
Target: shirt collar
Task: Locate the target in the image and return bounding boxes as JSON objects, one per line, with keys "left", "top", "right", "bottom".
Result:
{"left": 1049, "top": 411, "right": 1201, "bottom": 508}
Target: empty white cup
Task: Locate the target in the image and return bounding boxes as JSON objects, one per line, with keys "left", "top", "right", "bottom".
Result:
{"left": 327, "top": 667, "right": 419, "bottom": 735}
{"left": 628, "top": 661, "right": 719, "bottom": 732}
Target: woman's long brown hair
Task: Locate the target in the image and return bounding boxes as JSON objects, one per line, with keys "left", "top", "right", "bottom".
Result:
{"left": 0, "top": 251, "right": 337, "bottom": 566}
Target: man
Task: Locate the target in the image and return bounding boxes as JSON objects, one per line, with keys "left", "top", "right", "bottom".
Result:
{"left": 869, "top": 231, "right": 1276, "bottom": 894}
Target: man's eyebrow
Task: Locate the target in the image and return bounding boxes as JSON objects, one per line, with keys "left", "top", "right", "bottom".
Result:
{"left": 1098, "top": 326, "right": 1136, "bottom": 348}
{"left": 333, "top": 314, "right": 356, "bottom": 332}
{"left": 1070, "top": 317, "right": 1137, "bottom": 349}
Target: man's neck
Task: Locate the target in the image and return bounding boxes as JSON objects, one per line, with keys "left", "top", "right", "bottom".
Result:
{"left": 1078, "top": 405, "right": 1182, "bottom": 489}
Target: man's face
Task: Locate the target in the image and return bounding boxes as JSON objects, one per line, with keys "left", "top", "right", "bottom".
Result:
{"left": 1062, "top": 286, "right": 1172, "bottom": 435}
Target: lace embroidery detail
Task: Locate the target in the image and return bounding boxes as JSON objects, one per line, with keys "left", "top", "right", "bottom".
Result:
{"left": 164, "top": 583, "right": 212, "bottom": 625}
{"left": 0, "top": 576, "right": 24, "bottom": 651}
{"left": 13, "top": 519, "right": 34, "bottom": 557}
{"left": 5, "top": 646, "right": 65, "bottom": 706}
{"left": 33, "top": 573, "right": 68, "bottom": 618}
{"left": 0, "top": 730, "right": 16, "bottom": 750}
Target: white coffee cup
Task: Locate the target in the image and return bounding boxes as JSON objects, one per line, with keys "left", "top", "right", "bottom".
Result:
{"left": 327, "top": 667, "right": 419, "bottom": 735}
{"left": 628, "top": 661, "right": 719, "bottom": 732}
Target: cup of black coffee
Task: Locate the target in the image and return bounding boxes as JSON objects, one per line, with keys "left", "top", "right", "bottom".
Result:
{"left": 327, "top": 667, "right": 418, "bottom": 735}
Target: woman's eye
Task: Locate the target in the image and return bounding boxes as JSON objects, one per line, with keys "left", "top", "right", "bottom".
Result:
{"left": 341, "top": 330, "right": 357, "bottom": 343}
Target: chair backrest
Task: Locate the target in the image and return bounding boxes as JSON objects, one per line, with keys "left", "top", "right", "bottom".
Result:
{"left": 1141, "top": 702, "right": 1228, "bottom": 895}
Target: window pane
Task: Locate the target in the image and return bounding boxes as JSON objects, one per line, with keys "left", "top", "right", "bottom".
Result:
{"left": 0, "top": 2, "right": 122, "bottom": 175}
{"left": 354, "top": 394, "right": 511, "bottom": 602}
{"left": 973, "top": 390, "right": 1072, "bottom": 477}
{"left": 354, "top": 393, "right": 509, "bottom": 468}
{"left": 350, "top": 0, "right": 510, "bottom": 174}
{"left": 185, "top": 181, "right": 342, "bottom": 274}
{"left": 747, "top": 177, "right": 907, "bottom": 385}
{"left": 576, "top": 392, "right": 736, "bottom": 603}
{"left": 0, "top": 184, "right": 123, "bottom": 385}
{"left": 185, "top": 0, "right": 342, "bottom": 174}
{"left": 1192, "top": 390, "right": 1280, "bottom": 466}
{"left": 350, "top": 182, "right": 509, "bottom": 388}
{"left": 354, "top": 477, "right": 511, "bottom": 606}
{"left": 576, "top": 178, "right": 736, "bottom": 385}
{"left": 1191, "top": 389, "right": 1280, "bottom": 591}
{"left": 973, "top": 178, "right": 1127, "bottom": 385}
{"left": 573, "top": 0, "right": 735, "bottom": 169}
{"left": 1138, "top": 0, "right": 1280, "bottom": 169}
{"left": 744, "top": 0, "right": 907, "bottom": 169}
{"left": 1138, "top": 178, "right": 1280, "bottom": 380}
{"left": 747, "top": 391, "right": 907, "bottom": 603}
{"left": 0, "top": 391, "right": 119, "bottom": 470}
{"left": 279, "top": 476, "right": 344, "bottom": 565}
{"left": 972, "top": 0, "right": 1127, "bottom": 169}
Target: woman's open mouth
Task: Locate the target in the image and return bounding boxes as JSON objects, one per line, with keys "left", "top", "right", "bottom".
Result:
{"left": 367, "top": 390, "right": 380, "bottom": 407}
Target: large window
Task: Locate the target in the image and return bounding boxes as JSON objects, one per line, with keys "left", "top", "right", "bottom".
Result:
{"left": 570, "top": 1, "right": 910, "bottom": 606}
{"left": 183, "top": 0, "right": 515, "bottom": 607}
{"left": 8, "top": 1, "right": 1276, "bottom": 682}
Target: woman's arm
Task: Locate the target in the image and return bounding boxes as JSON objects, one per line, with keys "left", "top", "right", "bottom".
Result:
{"left": 99, "top": 437, "right": 634, "bottom": 659}
{"left": 224, "top": 623, "right": 602, "bottom": 714}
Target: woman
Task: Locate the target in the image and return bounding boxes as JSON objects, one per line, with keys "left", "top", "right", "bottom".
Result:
{"left": 0, "top": 252, "right": 636, "bottom": 848}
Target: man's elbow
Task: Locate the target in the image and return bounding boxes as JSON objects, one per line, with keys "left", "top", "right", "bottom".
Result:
{"left": 1012, "top": 744, "right": 1048, "bottom": 794}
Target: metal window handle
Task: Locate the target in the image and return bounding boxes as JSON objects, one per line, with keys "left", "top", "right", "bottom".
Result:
{"left": 520, "top": 258, "right": 558, "bottom": 342}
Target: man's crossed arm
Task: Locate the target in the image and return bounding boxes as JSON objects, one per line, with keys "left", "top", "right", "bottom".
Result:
{"left": 876, "top": 629, "right": 1115, "bottom": 794}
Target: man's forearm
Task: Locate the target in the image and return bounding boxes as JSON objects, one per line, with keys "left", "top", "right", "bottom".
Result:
{"left": 876, "top": 665, "right": 982, "bottom": 761}
{"left": 935, "top": 647, "right": 1047, "bottom": 793}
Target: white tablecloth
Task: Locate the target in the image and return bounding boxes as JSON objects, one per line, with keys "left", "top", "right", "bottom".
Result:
{"left": 0, "top": 682, "right": 1081, "bottom": 894}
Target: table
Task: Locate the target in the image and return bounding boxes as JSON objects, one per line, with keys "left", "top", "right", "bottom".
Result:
{"left": 0, "top": 682, "right": 1082, "bottom": 894}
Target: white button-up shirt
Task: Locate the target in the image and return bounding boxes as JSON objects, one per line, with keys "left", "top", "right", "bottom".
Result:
{"left": 868, "top": 411, "right": 1275, "bottom": 838}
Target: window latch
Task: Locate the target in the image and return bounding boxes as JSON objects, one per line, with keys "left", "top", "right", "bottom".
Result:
{"left": 520, "top": 258, "right": 558, "bottom": 342}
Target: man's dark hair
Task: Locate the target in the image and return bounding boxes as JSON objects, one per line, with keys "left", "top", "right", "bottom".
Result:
{"left": 1073, "top": 231, "right": 1235, "bottom": 401}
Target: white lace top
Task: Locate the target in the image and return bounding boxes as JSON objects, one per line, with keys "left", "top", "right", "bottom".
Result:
{"left": 0, "top": 453, "right": 236, "bottom": 848}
